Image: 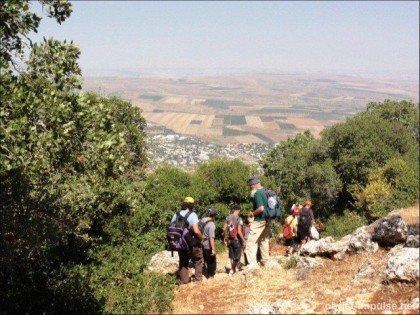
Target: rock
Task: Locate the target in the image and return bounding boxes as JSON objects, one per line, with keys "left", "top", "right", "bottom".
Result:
{"left": 300, "top": 226, "right": 378, "bottom": 260}
{"left": 372, "top": 215, "right": 408, "bottom": 247}
{"left": 352, "top": 259, "right": 376, "bottom": 281}
{"left": 147, "top": 250, "right": 179, "bottom": 274}
{"left": 300, "top": 237, "right": 346, "bottom": 258}
{"left": 297, "top": 256, "right": 324, "bottom": 269}
{"left": 263, "top": 257, "right": 282, "bottom": 270}
{"left": 385, "top": 246, "right": 419, "bottom": 282}
{"left": 404, "top": 235, "right": 419, "bottom": 248}
{"left": 346, "top": 226, "right": 378, "bottom": 254}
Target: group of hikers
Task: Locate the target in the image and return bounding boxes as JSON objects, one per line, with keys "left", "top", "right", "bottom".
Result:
{"left": 168, "top": 176, "right": 318, "bottom": 285}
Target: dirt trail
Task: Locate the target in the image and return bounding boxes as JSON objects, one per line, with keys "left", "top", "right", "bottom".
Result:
{"left": 171, "top": 206, "right": 419, "bottom": 314}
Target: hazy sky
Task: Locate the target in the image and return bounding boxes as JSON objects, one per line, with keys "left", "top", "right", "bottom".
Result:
{"left": 31, "top": 1, "right": 419, "bottom": 76}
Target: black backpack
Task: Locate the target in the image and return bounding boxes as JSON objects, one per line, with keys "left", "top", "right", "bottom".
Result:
{"left": 298, "top": 208, "right": 312, "bottom": 231}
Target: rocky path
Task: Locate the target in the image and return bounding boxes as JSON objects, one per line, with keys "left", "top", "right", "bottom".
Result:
{"left": 164, "top": 206, "right": 420, "bottom": 314}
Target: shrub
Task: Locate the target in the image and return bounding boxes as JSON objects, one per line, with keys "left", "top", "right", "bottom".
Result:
{"left": 321, "top": 210, "right": 368, "bottom": 239}
{"left": 282, "top": 255, "right": 298, "bottom": 269}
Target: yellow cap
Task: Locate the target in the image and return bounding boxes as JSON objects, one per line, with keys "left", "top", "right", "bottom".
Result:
{"left": 183, "top": 196, "right": 195, "bottom": 203}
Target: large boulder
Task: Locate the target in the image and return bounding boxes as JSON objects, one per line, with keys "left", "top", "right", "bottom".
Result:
{"left": 300, "top": 227, "right": 378, "bottom": 260}
{"left": 300, "top": 237, "right": 347, "bottom": 259}
{"left": 346, "top": 226, "right": 379, "bottom": 254}
{"left": 146, "top": 250, "right": 179, "bottom": 274}
{"left": 385, "top": 246, "right": 419, "bottom": 282}
{"left": 372, "top": 214, "right": 408, "bottom": 247}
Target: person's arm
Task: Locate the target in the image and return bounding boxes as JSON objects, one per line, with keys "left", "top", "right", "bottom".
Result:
{"left": 238, "top": 225, "right": 246, "bottom": 248}
{"left": 210, "top": 237, "right": 215, "bottom": 255}
{"left": 253, "top": 191, "right": 265, "bottom": 216}
{"left": 222, "top": 222, "right": 228, "bottom": 247}
{"left": 192, "top": 223, "right": 203, "bottom": 241}
{"left": 253, "top": 206, "right": 264, "bottom": 216}
{"left": 310, "top": 209, "right": 315, "bottom": 224}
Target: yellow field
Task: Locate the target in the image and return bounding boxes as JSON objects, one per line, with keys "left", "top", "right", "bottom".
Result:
{"left": 245, "top": 116, "right": 265, "bottom": 128}
{"left": 143, "top": 112, "right": 222, "bottom": 136}
{"left": 234, "top": 134, "right": 266, "bottom": 144}
{"left": 163, "top": 97, "right": 188, "bottom": 104}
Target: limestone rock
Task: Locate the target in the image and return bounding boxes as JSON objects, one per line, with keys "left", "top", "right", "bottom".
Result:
{"left": 372, "top": 215, "right": 408, "bottom": 247}
{"left": 297, "top": 256, "right": 324, "bottom": 269}
{"left": 385, "top": 246, "right": 419, "bottom": 282}
{"left": 346, "top": 226, "right": 378, "bottom": 254}
{"left": 147, "top": 250, "right": 179, "bottom": 274}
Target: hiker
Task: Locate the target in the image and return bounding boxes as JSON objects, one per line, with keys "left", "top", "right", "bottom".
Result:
{"left": 297, "top": 200, "right": 314, "bottom": 245}
{"left": 223, "top": 204, "right": 245, "bottom": 276}
{"left": 245, "top": 176, "right": 270, "bottom": 269}
{"left": 170, "top": 196, "right": 204, "bottom": 284}
{"left": 283, "top": 206, "right": 299, "bottom": 256}
{"left": 201, "top": 207, "right": 218, "bottom": 278}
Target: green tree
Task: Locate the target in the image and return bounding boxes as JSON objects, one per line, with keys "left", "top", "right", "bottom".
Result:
{"left": 1, "top": 1, "right": 149, "bottom": 312}
{"left": 263, "top": 130, "right": 315, "bottom": 208}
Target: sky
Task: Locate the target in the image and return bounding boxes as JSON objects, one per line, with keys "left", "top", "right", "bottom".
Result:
{"left": 31, "top": 1, "right": 419, "bottom": 77}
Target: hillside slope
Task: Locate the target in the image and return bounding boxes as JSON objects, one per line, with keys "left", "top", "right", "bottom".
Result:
{"left": 170, "top": 206, "right": 419, "bottom": 314}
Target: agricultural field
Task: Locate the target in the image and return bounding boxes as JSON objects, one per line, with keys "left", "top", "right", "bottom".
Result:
{"left": 83, "top": 73, "right": 419, "bottom": 144}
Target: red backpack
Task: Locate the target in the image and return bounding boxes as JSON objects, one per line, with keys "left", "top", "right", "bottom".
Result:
{"left": 283, "top": 217, "right": 295, "bottom": 240}
{"left": 228, "top": 217, "right": 239, "bottom": 240}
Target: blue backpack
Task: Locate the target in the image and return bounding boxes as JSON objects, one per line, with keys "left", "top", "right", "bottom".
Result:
{"left": 167, "top": 211, "right": 193, "bottom": 254}
{"left": 263, "top": 188, "right": 282, "bottom": 219}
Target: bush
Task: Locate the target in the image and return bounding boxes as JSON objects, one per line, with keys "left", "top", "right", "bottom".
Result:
{"left": 321, "top": 210, "right": 368, "bottom": 239}
{"left": 282, "top": 255, "right": 298, "bottom": 269}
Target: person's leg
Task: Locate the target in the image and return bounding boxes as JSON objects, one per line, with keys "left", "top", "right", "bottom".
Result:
{"left": 231, "top": 240, "right": 241, "bottom": 273}
{"left": 258, "top": 221, "right": 271, "bottom": 265}
{"left": 208, "top": 252, "right": 216, "bottom": 277}
{"left": 202, "top": 249, "right": 210, "bottom": 277}
{"left": 191, "top": 246, "right": 204, "bottom": 281}
{"left": 245, "top": 221, "right": 265, "bottom": 268}
{"left": 178, "top": 250, "right": 190, "bottom": 284}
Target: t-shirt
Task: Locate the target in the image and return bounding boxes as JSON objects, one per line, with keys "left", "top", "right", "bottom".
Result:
{"left": 201, "top": 217, "right": 216, "bottom": 250}
{"left": 225, "top": 215, "right": 243, "bottom": 240}
{"left": 171, "top": 209, "right": 199, "bottom": 227}
{"left": 285, "top": 215, "right": 298, "bottom": 237}
{"left": 253, "top": 188, "right": 268, "bottom": 222}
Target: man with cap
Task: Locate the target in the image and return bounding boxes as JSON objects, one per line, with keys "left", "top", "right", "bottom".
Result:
{"left": 200, "top": 207, "right": 218, "bottom": 278}
{"left": 171, "top": 196, "right": 204, "bottom": 284}
{"left": 223, "top": 204, "right": 245, "bottom": 276}
{"left": 245, "top": 176, "right": 270, "bottom": 269}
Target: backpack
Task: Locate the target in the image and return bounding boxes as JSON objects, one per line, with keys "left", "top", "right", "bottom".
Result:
{"left": 283, "top": 217, "right": 295, "bottom": 240}
{"left": 167, "top": 211, "right": 193, "bottom": 254}
{"left": 227, "top": 216, "right": 239, "bottom": 240}
{"left": 263, "top": 188, "right": 282, "bottom": 219}
{"left": 298, "top": 208, "right": 312, "bottom": 232}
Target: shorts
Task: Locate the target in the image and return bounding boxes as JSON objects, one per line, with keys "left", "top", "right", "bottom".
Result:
{"left": 228, "top": 239, "right": 242, "bottom": 262}
{"left": 285, "top": 237, "right": 297, "bottom": 247}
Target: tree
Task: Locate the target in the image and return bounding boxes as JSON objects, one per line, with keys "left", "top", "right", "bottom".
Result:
{"left": 1, "top": 1, "right": 149, "bottom": 312}
{"left": 262, "top": 130, "right": 315, "bottom": 208}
